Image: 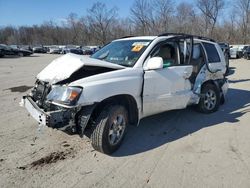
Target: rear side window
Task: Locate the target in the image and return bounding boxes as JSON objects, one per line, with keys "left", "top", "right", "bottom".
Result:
{"left": 192, "top": 44, "right": 202, "bottom": 59}
{"left": 202, "top": 42, "right": 220, "bottom": 63}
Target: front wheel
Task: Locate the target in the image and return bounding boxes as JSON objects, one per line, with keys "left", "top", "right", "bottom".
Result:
{"left": 91, "top": 105, "right": 128, "bottom": 154}
{"left": 197, "top": 84, "right": 220, "bottom": 113}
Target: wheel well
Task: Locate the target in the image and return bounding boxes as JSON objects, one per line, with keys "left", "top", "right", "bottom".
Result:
{"left": 201, "top": 80, "right": 223, "bottom": 100}
{"left": 91, "top": 95, "right": 139, "bottom": 126}
{"left": 201, "top": 80, "right": 216, "bottom": 90}
{"left": 201, "top": 80, "right": 222, "bottom": 92}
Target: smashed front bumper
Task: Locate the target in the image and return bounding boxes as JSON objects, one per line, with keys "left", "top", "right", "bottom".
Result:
{"left": 21, "top": 96, "right": 71, "bottom": 127}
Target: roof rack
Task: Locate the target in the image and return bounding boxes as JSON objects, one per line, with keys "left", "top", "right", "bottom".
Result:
{"left": 120, "top": 35, "right": 135, "bottom": 39}
{"left": 158, "top": 33, "right": 215, "bottom": 42}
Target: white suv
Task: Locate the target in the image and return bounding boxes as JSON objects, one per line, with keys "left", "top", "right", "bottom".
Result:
{"left": 21, "top": 33, "right": 228, "bottom": 154}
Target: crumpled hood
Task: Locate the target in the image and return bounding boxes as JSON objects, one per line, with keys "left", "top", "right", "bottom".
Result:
{"left": 37, "top": 53, "right": 125, "bottom": 84}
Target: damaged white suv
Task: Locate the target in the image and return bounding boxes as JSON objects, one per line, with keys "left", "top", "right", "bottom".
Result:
{"left": 21, "top": 33, "right": 228, "bottom": 154}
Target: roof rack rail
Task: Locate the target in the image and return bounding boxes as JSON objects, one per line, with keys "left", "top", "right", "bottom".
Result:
{"left": 158, "top": 33, "right": 215, "bottom": 42}
{"left": 120, "top": 35, "right": 135, "bottom": 39}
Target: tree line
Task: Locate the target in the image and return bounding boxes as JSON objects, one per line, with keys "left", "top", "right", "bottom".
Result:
{"left": 0, "top": 0, "right": 250, "bottom": 46}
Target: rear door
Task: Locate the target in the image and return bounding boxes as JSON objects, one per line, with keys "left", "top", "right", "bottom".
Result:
{"left": 142, "top": 36, "right": 194, "bottom": 117}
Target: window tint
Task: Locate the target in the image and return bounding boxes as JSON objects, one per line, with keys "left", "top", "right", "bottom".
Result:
{"left": 202, "top": 42, "right": 220, "bottom": 63}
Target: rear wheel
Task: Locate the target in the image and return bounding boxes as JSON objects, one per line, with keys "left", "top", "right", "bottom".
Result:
{"left": 91, "top": 105, "right": 128, "bottom": 154}
{"left": 197, "top": 84, "right": 220, "bottom": 113}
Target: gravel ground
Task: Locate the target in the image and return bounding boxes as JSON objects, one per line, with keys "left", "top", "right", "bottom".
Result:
{"left": 0, "top": 54, "right": 250, "bottom": 188}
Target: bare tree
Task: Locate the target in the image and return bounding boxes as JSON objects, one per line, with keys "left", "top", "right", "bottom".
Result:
{"left": 130, "top": 0, "right": 153, "bottom": 35}
{"left": 87, "top": 2, "right": 117, "bottom": 45}
{"left": 67, "top": 13, "right": 82, "bottom": 44}
{"left": 1, "top": 0, "right": 250, "bottom": 46}
{"left": 196, "top": 0, "right": 225, "bottom": 37}
{"left": 152, "top": 0, "right": 175, "bottom": 34}
{"left": 236, "top": 0, "right": 250, "bottom": 44}
{"left": 175, "top": 2, "right": 197, "bottom": 34}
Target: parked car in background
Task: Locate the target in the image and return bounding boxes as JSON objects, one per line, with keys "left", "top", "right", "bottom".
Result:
{"left": 61, "top": 45, "right": 76, "bottom": 54}
{"left": 0, "top": 44, "right": 19, "bottom": 57}
{"left": 237, "top": 45, "right": 247, "bottom": 58}
{"left": 242, "top": 46, "right": 248, "bottom": 53}
{"left": 243, "top": 46, "right": 250, "bottom": 60}
{"left": 82, "top": 46, "right": 94, "bottom": 55}
{"left": 230, "top": 46, "right": 240, "bottom": 58}
{"left": 230, "top": 45, "right": 248, "bottom": 59}
{"left": 219, "top": 42, "right": 230, "bottom": 73}
{"left": 9, "top": 45, "right": 33, "bottom": 56}
{"left": 242, "top": 46, "right": 250, "bottom": 58}
{"left": 48, "top": 46, "right": 61, "bottom": 54}
{"left": 20, "top": 45, "right": 33, "bottom": 52}
{"left": 0, "top": 44, "right": 32, "bottom": 57}
{"left": 33, "top": 46, "right": 47, "bottom": 53}
{"left": 68, "top": 48, "right": 84, "bottom": 55}
{"left": 85, "top": 46, "right": 101, "bottom": 54}
{"left": 61, "top": 45, "right": 84, "bottom": 55}
{"left": 0, "top": 46, "right": 4, "bottom": 57}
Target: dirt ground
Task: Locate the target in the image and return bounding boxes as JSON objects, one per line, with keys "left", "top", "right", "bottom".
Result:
{"left": 0, "top": 54, "right": 250, "bottom": 188}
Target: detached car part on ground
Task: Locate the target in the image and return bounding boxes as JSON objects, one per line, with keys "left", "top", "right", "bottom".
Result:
{"left": 21, "top": 34, "right": 228, "bottom": 154}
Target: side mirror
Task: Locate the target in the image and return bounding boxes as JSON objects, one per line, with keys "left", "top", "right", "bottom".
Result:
{"left": 144, "top": 57, "right": 163, "bottom": 70}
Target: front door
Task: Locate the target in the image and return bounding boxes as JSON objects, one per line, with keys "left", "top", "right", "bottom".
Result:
{"left": 142, "top": 37, "right": 194, "bottom": 117}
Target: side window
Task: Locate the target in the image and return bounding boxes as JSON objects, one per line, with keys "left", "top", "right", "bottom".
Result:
{"left": 193, "top": 44, "right": 200, "bottom": 59}
{"left": 202, "top": 42, "right": 220, "bottom": 63}
{"left": 192, "top": 43, "right": 203, "bottom": 60}
{"left": 151, "top": 42, "right": 177, "bottom": 68}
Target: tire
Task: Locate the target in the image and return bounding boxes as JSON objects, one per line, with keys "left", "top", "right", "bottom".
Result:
{"left": 197, "top": 83, "right": 220, "bottom": 113}
{"left": 18, "top": 52, "right": 24, "bottom": 57}
{"left": 91, "top": 105, "right": 128, "bottom": 154}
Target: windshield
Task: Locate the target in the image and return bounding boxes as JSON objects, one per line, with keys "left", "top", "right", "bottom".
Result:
{"left": 91, "top": 39, "right": 151, "bottom": 67}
